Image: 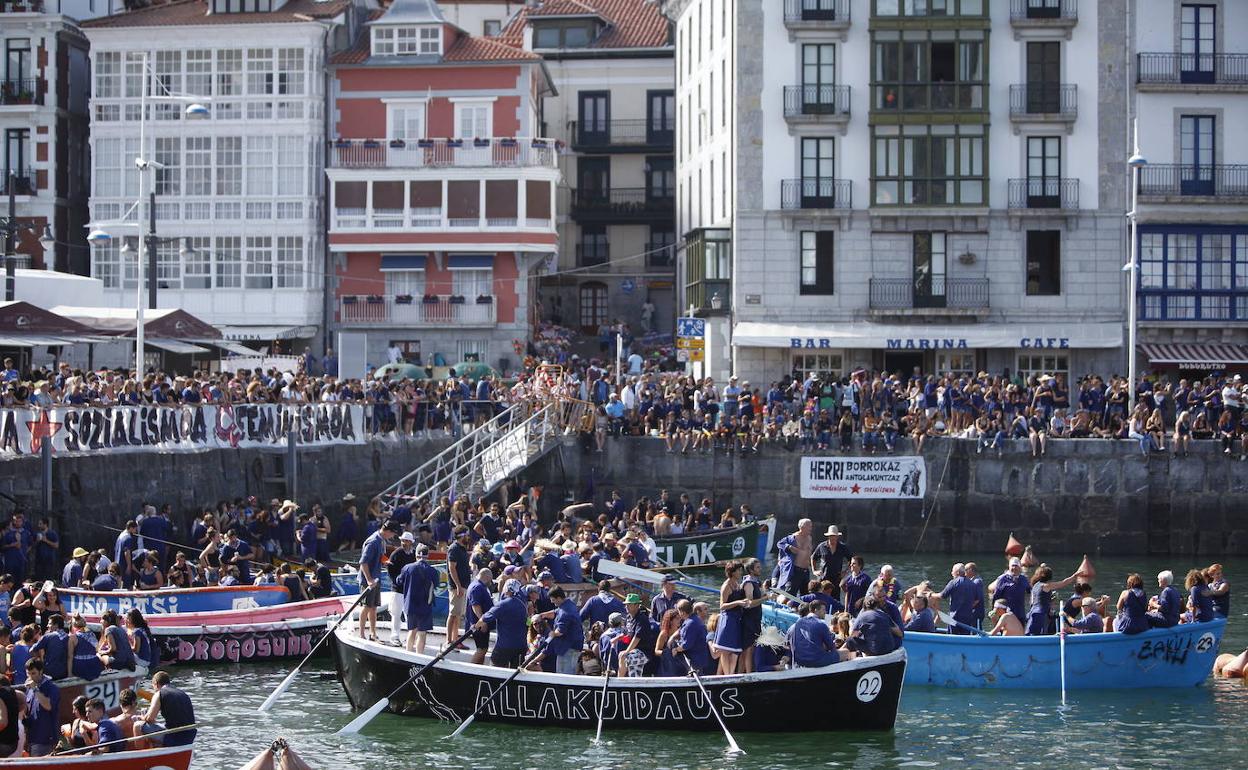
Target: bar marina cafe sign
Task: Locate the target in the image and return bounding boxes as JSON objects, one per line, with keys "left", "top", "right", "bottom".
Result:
{"left": 731, "top": 322, "right": 1124, "bottom": 351}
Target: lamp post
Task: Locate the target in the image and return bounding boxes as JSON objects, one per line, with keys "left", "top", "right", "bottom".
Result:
{"left": 1124, "top": 119, "right": 1147, "bottom": 411}
{"left": 1, "top": 169, "right": 57, "bottom": 301}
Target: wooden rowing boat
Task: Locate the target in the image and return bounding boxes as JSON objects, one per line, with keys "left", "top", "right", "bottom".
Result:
{"left": 0, "top": 745, "right": 192, "bottom": 770}
{"left": 62, "top": 585, "right": 290, "bottom": 616}
{"left": 651, "top": 517, "right": 776, "bottom": 568}
{"left": 330, "top": 623, "right": 905, "bottom": 732}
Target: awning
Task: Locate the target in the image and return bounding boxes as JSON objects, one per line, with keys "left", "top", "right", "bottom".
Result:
{"left": 1138, "top": 343, "right": 1248, "bottom": 368}
{"left": 146, "top": 338, "right": 211, "bottom": 355}
{"left": 733, "top": 321, "right": 1124, "bottom": 350}
{"left": 0, "top": 335, "right": 87, "bottom": 348}
{"left": 380, "top": 254, "right": 427, "bottom": 271}
{"left": 218, "top": 325, "right": 318, "bottom": 341}
{"left": 208, "top": 340, "right": 260, "bottom": 356}
{"left": 447, "top": 254, "right": 493, "bottom": 270}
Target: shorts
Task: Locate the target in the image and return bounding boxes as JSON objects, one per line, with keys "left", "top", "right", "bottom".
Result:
{"left": 491, "top": 646, "right": 524, "bottom": 668}
{"left": 450, "top": 589, "right": 467, "bottom": 617}
{"left": 407, "top": 610, "right": 433, "bottom": 633}
{"left": 362, "top": 581, "right": 382, "bottom": 608}
{"left": 471, "top": 628, "right": 491, "bottom": 650}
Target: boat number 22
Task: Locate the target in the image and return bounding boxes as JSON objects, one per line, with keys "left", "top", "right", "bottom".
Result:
{"left": 855, "top": 671, "right": 882, "bottom": 703}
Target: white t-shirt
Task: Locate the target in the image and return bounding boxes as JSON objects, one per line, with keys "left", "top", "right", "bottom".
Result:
{"left": 627, "top": 353, "right": 643, "bottom": 374}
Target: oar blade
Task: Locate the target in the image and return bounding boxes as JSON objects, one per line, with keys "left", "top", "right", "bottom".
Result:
{"left": 447, "top": 714, "right": 475, "bottom": 739}
{"left": 595, "top": 559, "right": 665, "bottom": 584}
{"left": 338, "top": 696, "right": 392, "bottom": 735}
{"left": 257, "top": 669, "right": 299, "bottom": 713}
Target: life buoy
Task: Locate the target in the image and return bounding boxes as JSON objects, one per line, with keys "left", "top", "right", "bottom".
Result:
{"left": 1215, "top": 653, "right": 1235, "bottom": 676}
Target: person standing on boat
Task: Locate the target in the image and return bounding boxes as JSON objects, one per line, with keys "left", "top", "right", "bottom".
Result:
{"left": 842, "top": 556, "right": 870, "bottom": 615}
{"left": 739, "top": 558, "right": 766, "bottom": 672}
{"left": 22, "top": 658, "right": 59, "bottom": 757}
{"left": 396, "top": 544, "right": 439, "bottom": 654}
{"left": 672, "top": 599, "right": 712, "bottom": 675}
{"left": 928, "top": 563, "right": 978, "bottom": 634}
{"left": 1113, "top": 573, "right": 1151, "bottom": 634}
{"left": 812, "top": 526, "right": 853, "bottom": 595}
{"left": 559, "top": 542, "right": 583, "bottom": 583}
{"left": 276, "top": 500, "right": 298, "bottom": 558}
{"left": 61, "top": 546, "right": 88, "bottom": 589}
{"left": 1024, "top": 565, "right": 1079, "bottom": 636}
{"left": 539, "top": 586, "right": 584, "bottom": 674}
{"left": 142, "top": 670, "right": 196, "bottom": 747}
{"left": 1147, "top": 571, "right": 1183, "bottom": 628}
{"left": 297, "top": 514, "right": 317, "bottom": 564}
{"left": 0, "top": 515, "right": 27, "bottom": 584}
{"left": 29, "top": 614, "right": 68, "bottom": 679}
{"left": 466, "top": 568, "right": 496, "bottom": 665}
{"left": 386, "top": 532, "right": 419, "bottom": 646}
{"left": 989, "top": 557, "right": 1031, "bottom": 623}
{"left": 581, "top": 580, "right": 625, "bottom": 627}
{"left": 619, "top": 593, "right": 659, "bottom": 676}
{"left": 649, "top": 575, "right": 690, "bottom": 622}
{"left": 357, "top": 520, "right": 398, "bottom": 642}
{"left": 473, "top": 578, "right": 529, "bottom": 668}
{"left": 776, "top": 519, "right": 814, "bottom": 597}
{"left": 714, "top": 562, "right": 748, "bottom": 675}
{"left": 221, "top": 529, "right": 255, "bottom": 585}
{"left": 445, "top": 527, "right": 472, "bottom": 649}
{"left": 1184, "top": 569, "right": 1217, "bottom": 624}
{"left": 965, "top": 562, "right": 985, "bottom": 629}
{"left": 313, "top": 503, "right": 331, "bottom": 564}
{"left": 114, "top": 519, "right": 140, "bottom": 589}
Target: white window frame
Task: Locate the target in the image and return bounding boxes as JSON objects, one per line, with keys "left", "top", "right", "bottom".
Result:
{"left": 245, "top": 236, "right": 274, "bottom": 289}
{"left": 373, "top": 27, "right": 396, "bottom": 56}
{"left": 418, "top": 26, "right": 442, "bottom": 55}
{"left": 451, "top": 98, "right": 495, "bottom": 139}
{"left": 183, "top": 237, "right": 212, "bottom": 289}
{"left": 384, "top": 99, "right": 427, "bottom": 142}
{"left": 276, "top": 236, "right": 304, "bottom": 288}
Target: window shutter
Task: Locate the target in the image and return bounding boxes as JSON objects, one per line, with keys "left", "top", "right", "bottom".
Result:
{"left": 815, "top": 231, "right": 835, "bottom": 293}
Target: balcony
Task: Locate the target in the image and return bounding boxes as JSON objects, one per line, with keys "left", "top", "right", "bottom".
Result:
{"left": 0, "top": 1, "right": 45, "bottom": 11}
{"left": 569, "top": 188, "right": 674, "bottom": 224}
{"left": 339, "top": 294, "right": 497, "bottom": 328}
{"left": 1137, "top": 164, "right": 1248, "bottom": 202}
{"left": 576, "top": 244, "right": 609, "bottom": 267}
{"left": 1008, "top": 84, "right": 1076, "bottom": 127}
{"left": 568, "top": 120, "right": 673, "bottom": 152}
{"left": 1137, "top": 53, "right": 1248, "bottom": 91}
{"left": 332, "top": 206, "right": 552, "bottom": 231}
{"left": 782, "top": 85, "right": 851, "bottom": 127}
{"left": 782, "top": 0, "right": 850, "bottom": 35}
{"left": 869, "top": 278, "right": 990, "bottom": 317}
{"left": 0, "top": 174, "right": 33, "bottom": 196}
{"left": 645, "top": 241, "right": 675, "bottom": 268}
{"left": 1137, "top": 293, "right": 1248, "bottom": 323}
{"left": 780, "top": 178, "right": 852, "bottom": 210}
{"left": 1009, "top": 0, "right": 1077, "bottom": 37}
{"left": 1007, "top": 178, "right": 1078, "bottom": 211}
{"left": 0, "top": 79, "right": 38, "bottom": 106}
{"left": 328, "top": 138, "right": 559, "bottom": 170}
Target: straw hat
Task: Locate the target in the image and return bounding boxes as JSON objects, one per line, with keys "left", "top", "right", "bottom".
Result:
{"left": 72, "top": 547, "right": 89, "bottom": 559}
{"left": 756, "top": 625, "right": 788, "bottom": 649}
{"left": 279, "top": 500, "right": 299, "bottom": 513}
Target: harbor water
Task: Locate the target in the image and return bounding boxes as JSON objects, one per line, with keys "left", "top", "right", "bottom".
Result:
{"left": 180, "top": 553, "right": 1248, "bottom": 769}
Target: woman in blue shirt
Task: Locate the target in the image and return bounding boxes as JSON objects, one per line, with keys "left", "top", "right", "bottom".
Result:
{"left": 67, "top": 614, "right": 104, "bottom": 681}
{"left": 1114, "top": 573, "right": 1151, "bottom": 634}
{"left": 1024, "top": 565, "right": 1079, "bottom": 636}
{"left": 1185, "top": 569, "right": 1217, "bottom": 624}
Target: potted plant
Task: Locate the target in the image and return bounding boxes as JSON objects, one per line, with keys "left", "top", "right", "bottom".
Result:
{"left": 334, "top": 138, "right": 351, "bottom": 149}
{"left": 362, "top": 139, "right": 381, "bottom": 149}
{"left": 417, "top": 138, "right": 434, "bottom": 149}
{"left": 342, "top": 295, "right": 358, "bottom": 304}
{"left": 366, "top": 294, "right": 384, "bottom": 304}
{"left": 448, "top": 294, "right": 466, "bottom": 304}
{"left": 476, "top": 294, "right": 493, "bottom": 304}
{"left": 531, "top": 138, "right": 549, "bottom": 148}
{"left": 389, "top": 139, "right": 406, "bottom": 149}
{"left": 422, "top": 294, "right": 440, "bottom": 304}
{"left": 473, "top": 137, "right": 490, "bottom": 147}
{"left": 395, "top": 294, "right": 413, "bottom": 304}
{"left": 446, "top": 138, "right": 463, "bottom": 148}
{"left": 499, "top": 137, "right": 517, "bottom": 147}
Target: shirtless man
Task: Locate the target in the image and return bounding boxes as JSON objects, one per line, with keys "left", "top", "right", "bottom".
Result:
{"left": 777, "top": 519, "right": 814, "bottom": 596}
{"left": 987, "top": 599, "right": 1025, "bottom": 636}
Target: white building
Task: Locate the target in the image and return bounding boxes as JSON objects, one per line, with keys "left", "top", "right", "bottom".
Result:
{"left": 1131, "top": 0, "right": 1248, "bottom": 374}
{"left": 81, "top": 0, "right": 360, "bottom": 351}
{"left": 666, "top": 0, "right": 1132, "bottom": 385}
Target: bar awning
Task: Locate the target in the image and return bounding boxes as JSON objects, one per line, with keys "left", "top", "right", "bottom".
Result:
{"left": 208, "top": 340, "right": 260, "bottom": 356}
{"left": 146, "top": 338, "right": 211, "bottom": 355}
{"left": 1138, "top": 343, "right": 1248, "bottom": 368}
{"left": 733, "top": 321, "right": 1124, "bottom": 350}
{"left": 0, "top": 335, "right": 82, "bottom": 348}
{"left": 380, "top": 254, "right": 427, "bottom": 271}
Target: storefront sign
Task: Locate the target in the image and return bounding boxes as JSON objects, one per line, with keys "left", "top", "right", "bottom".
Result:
{"left": 799, "top": 456, "right": 926, "bottom": 499}
{"left": 732, "top": 322, "right": 1121, "bottom": 350}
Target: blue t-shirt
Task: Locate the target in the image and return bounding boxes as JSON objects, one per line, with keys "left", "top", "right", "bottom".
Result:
{"left": 941, "top": 576, "right": 980, "bottom": 625}
{"left": 24, "top": 676, "right": 60, "bottom": 746}
{"left": 480, "top": 596, "right": 528, "bottom": 650}
{"left": 62, "top": 558, "right": 83, "bottom": 589}
{"left": 678, "top": 616, "right": 711, "bottom": 672}
{"left": 359, "top": 531, "right": 386, "bottom": 583}
{"left": 221, "top": 539, "right": 253, "bottom": 584}
{"left": 92, "top": 573, "right": 119, "bottom": 592}
{"left": 789, "top": 614, "right": 836, "bottom": 666}
{"left": 465, "top": 579, "right": 494, "bottom": 625}
{"left": 546, "top": 598, "right": 585, "bottom": 657}
{"left": 97, "top": 718, "right": 123, "bottom": 751}
{"left": 851, "top": 608, "right": 896, "bottom": 656}
{"left": 580, "top": 593, "right": 624, "bottom": 626}
{"left": 903, "top": 607, "right": 937, "bottom": 633}
{"left": 30, "top": 630, "right": 69, "bottom": 679}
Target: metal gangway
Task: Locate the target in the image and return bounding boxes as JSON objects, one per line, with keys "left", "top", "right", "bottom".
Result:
{"left": 377, "top": 396, "right": 594, "bottom": 512}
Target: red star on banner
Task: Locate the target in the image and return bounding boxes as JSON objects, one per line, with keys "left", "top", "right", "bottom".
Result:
{"left": 850, "top": 483, "right": 861, "bottom": 494}
{"left": 26, "top": 410, "right": 62, "bottom": 455}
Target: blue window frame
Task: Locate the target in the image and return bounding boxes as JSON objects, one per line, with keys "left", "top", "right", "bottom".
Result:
{"left": 1138, "top": 225, "right": 1248, "bottom": 321}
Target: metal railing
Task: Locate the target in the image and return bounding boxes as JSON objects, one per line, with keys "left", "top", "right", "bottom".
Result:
{"left": 377, "top": 397, "right": 594, "bottom": 513}
{"left": 1136, "top": 164, "right": 1248, "bottom": 198}
{"left": 1009, "top": 0, "right": 1077, "bottom": 21}
{"left": 1007, "top": 178, "right": 1079, "bottom": 210}
{"left": 872, "top": 83, "right": 984, "bottom": 111}
{"left": 1137, "top": 53, "right": 1248, "bottom": 85}
{"left": 0, "top": 1, "right": 44, "bottom": 11}
{"left": 780, "top": 178, "right": 852, "bottom": 210}
{"left": 782, "top": 0, "right": 849, "bottom": 23}
{"left": 782, "top": 84, "right": 851, "bottom": 118}
{"left": 568, "top": 119, "right": 674, "bottom": 148}
{"left": 328, "top": 138, "right": 559, "bottom": 169}
{"left": 0, "top": 78, "right": 37, "bottom": 105}
{"left": 571, "top": 187, "right": 675, "bottom": 218}
{"left": 869, "top": 278, "right": 989, "bottom": 310}
{"left": 1008, "top": 83, "right": 1077, "bottom": 118}
{"left": 0, "top": 174, "right": 33, "bottom": 196}
{"left": 645, "top": 241, "right": 675, "bottom": 268}
{"left": 331, "top": 206, "right": 551, "bottom": 230}
{"left": 338, "top": 294, "right": 497, "bottom": 326}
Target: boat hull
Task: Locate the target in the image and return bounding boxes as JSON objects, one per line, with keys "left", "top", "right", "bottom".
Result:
{"left": 0, "top": 745, "right": 192, "bottom": 769}
{"left": 50, "top": 668, "right": 142, "bottom": 724}
{"left": 330, "top": 625, "right": 905, "bottom": 732}
{"left": 652, "top": 517, "right": 776, "bottom": 568}
{"left": 152, "top": 615, "right": 331, "bottom": 665}
{"left": 62, "top": 585, "right": 290, "bottom": 615}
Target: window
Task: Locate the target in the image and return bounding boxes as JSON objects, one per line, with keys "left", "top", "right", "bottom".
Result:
{"left": 93, "top": 137, "right": 122, "bottom": 197}
{"left": 216, "top": 49, "right": 243, "bottom": 95}
{"left": 532, "top": 22, "right": 595, "bottom": 48}
{"left": 156, "top": 240, "right": 180, "bottom": 289}
{"left": 799, "top": 231, "right": 834, "bottom": 295}
{"left": 215, "top": 236, "right": 241, "bottom": 288}
{"left": 5, "top": 128, "right": 28, "bottom": 181}
{"left": 648, "top": 228, "right": 675, "bottom": 267}
{"left": 95, "top": 51, "right": 121, "bottom": 98}
{"left": 1179, "top": 115, "right": 1215, "bottom": 195}
{"left": 387, "top": 101, "right": 426, "bottom": 141}
{"left": 185, "top": 137, "right": 212, "bottom": 196}
{"left": 154, "top": 137, "right": 180, "bottom": 196}
{"left": 276, "top": 48, "right": 304, "bottom": 95}
{"left": 124, "top": 52, "right": 145, "bottom": 99}
{"left": 872, "top": 124, "right": 985, "bottom": 205}
{"left": 245, "top": 236, "right": 273, "bottom": 289}
{"left": 935, "top": 352, "right": 975, "bottom": 376}
{"left": 1023, "top": 136, "right": 1061, "bottom": 207}
{"left": 373, "top": 27, "right": 396, "bottom": 56}
{"left": 247, "top": 48, "right": 274, "bottom": 95}
{"left": 384, "top": 270, "right": 424, "bottom": 298}
{"left": 483, "top": 19, "right": 501, "bottom": 36}
{"left": 874, "top": 0, "right": 983, "bottom": 16}
{"left": 801, "top": 44, "right": 836, "bottom": 110}
{"left": 183, "top": 237, "right": 211, "bottom": 289}
{"left": 276, "top": 137, "right": 303, "bottom": 195}
{"left": 1016, "top": 353, "right": 1068, "bottom": 383}
{"left": 94, "top": 242, "right": 121, "bottom": 288}
{"left": 245, "top": 136, "right": 274, "bottom": 195}
{"left": 452, "top": 267, "right": 493, "bottom": 298}
{"left": 154, "top": 50, "right": 182, "bottom": 97}
{"left": 646, "top": 157, "right": 675, "bottom": 199}
{"left": 578, "top": 226, "right": 608, "bottom": 266}
{"left": 186, "top": 50, "right": 212, "bottom": 97}
{"left": 792, "top": 352, "right": 844, "bottom": 382}
{"left": 1025, "top": 230, "right": 1061, "bottom": 296}
{"left": 579, "top": 282, "right": 608, "bottom": 332}
{"left": 872, "top": 29, "right": 984, "bottom": 112}
{"left": 455, "top": 101, "right": 492, "bottom": 139}
{"left": 418, "top": 27, "right": 441, "bottom": 55}
{"left": 1138, "top": 229, "right": 1248, "bottom": 321}
{"left": 215, "top": 137, "right": 242, "bottom": 195}
{"left": 276, "top": 236, "right": 304, "bottom": 288}
{"left": 1180, "top": 4, "right": 1216, "bottom": 82}
{"left": 913, "top": 232, "right": 947, "bottom": 306}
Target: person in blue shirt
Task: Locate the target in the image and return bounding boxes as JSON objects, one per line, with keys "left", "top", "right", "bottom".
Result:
{"left": 395, "top": 544, "right": 440, "bottom": 654}
{"left": 475, "top": 578, "right": 529, "bottom": 668}
{"left": 672, "top": 599, "right": 712, "bottom": 675}
{"left": 93, "top": 563, "right": 121, "bottom": 592}
{"left": 580, "top": 580, "right": 625, "bottom": 626}
{"left": 97, "top": 610, "right": 137, "bottom": 671}
{"left": 0, "top": 358, "right": 18, "bottom": 382}
{"left": 114, "top": 520, "right": 141, "bottom": 589}
{"left": 1068, "top": 597, "right": 1104, "bottom": 634}
{"left": 29, "top": 615, "right": 69, "bottom": 679}
{"left": 126, "top": 609, "right": 160, "bottom": 670}
{"left": 788, "top": 601, "right": 840, "bottom": 667}
{"left": 849, "top": 596, "right": 903, "bottom": 656}
{"left": 465, "top": 568, "right": 496, "bottom": 665}
{"left": 138, "top": 506, "right": 171, "bottom": 569}
{"left": 842, "top": 555, "right": 870, "bottom": 615}
{"left": 1184, "top": 569, "right": 1217, "bottom": 624}
{"left": 357, "top": 520, "right": 397, "bottom": 642}
{"left": 220, "top": 529, "right": 254, "bottom": 585}
{"left": 539, "top": 586, "right": 585, "bottom": 674}
{"left": 929, "top": 563, "right": 979, "bottom": 633}
{"left": 965, "top": 562, "right": 986, "bottom": 630}
{"left": 799, "top": 580, "right": 845, "bottom": 615}
{"left": 0, "top": 516, "right": 27, "bottom": 583}
{"left": 903, "top": 595, "right": 937, "bottom": 633}
{"left": 1147, "top": 570, "right": 1183, "bottom": 628}
{"left": 32, "top": 518, "right": 58, "bottom": 581}
{"left": 559, "top": 543, "right": 583, "bottom": 583}
{"left": 533, "top": 547, "right": 566, "bottom": 582}
{"left": 990, "top": 557, "right": 1031, "bottom": 623}
{"left": 62, "top": 546, "right": 88, "bottom": 589}
{"left": 22, "top": 659, "right": 60, "bottom": 756}
{"left": 296, "top": 514, "right": 318, "bottom": 563}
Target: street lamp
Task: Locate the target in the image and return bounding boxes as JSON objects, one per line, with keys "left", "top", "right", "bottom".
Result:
{"left": 1124, "top": 119, "right": 1147, "bottom": 411}
{"left": 1, "top": 171, "right": 58, "bottom": 301}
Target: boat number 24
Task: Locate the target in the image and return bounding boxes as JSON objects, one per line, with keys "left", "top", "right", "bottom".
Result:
{"left": 85, "top": 679, "right": 124, "bottom": 710}
{"left": 855, "top": 671, "right": 882, "bottom": 703}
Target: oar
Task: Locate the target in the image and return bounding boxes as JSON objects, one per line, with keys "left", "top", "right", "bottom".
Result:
{"left": 591, "top": 663, "right": 613, "bottom": 744}
{"left": 258, "top": 588, "right": 372, "bottom": 713}
{"left": 679, "top": 652, "right": 743, "bottom": 754}
{"left": 595, "top": 559, "right": 666, "bottom": 584}
{"left": 54, "top": 723, "right": 199, "bottom": 755}
{"left": 447, "top": 647, "right": 544, "bottom": 739}
{"left": 1058, "top": 612, "right": 1068, "bottom": 706}
{"left": 338, "top": 628, "right": 474, "bottom": 735}
{"left": 937, "top": 611, "right": 988, "bottom": 637}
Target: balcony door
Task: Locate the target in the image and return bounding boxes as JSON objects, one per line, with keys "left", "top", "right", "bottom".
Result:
{"left": 1026, "top": 0, "right": 1061, "bottom": 19}
{"left": 646, "top": 90, "right": 674, "bottom": 145}
{"left": 1025, "top": 42, "right": 1060, "bottom": 113}
{"left": 5, "top": 128, "right": 28, "bottom": 193}
{"left": 800, "top": 0, "right": 838, "bottom": 21}
{"left": 1026, "top": 136, "right": 1061, "bottom": 208}
{"left": 579, "top": 281, "right": 608, "bottom": 334}
{"left": 1179, "top": 115, "right": 1215, "bottom": 195}
{"left": 5, "top": 39, "right": 29, "bottom": 90}
{"left": 801, "top": 44, "right": 836, "bottom": 114}
{"left": 1179, "top": 4, "right": 1215, "bottom": 84}
{"left": 645, "top": 156, "right": 675, "bottom": 203}
{"left": 800, "top": 137, "right": 835, "bottom": 207}
{"left": 578, "top": 91, "right": 610, "bottom": 146}
{"left": 577, "top": 157, "right": 610, "bottom": 209}
{"left": 913, "top": 232, "right": 946, "bottom": 309}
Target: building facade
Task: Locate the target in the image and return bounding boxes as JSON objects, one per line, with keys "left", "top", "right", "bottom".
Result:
{"left": 1132, "top": 0, "right": 1248, "bottom": 375}
{"left": 82, "top": 0, "right": 356, "bottom": 347}
{"left": 327, "top": 0, "right": 559, "bottom": 371}
{"left": 499, "top": 0, "right": 675, "bottom": 339}
{"left": 667, "top": 0, "right": 1132, "bottom": 385}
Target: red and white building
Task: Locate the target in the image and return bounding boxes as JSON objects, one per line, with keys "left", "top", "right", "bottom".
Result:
{"left": 328, "top": 0, "right": 559, "bottom": 371}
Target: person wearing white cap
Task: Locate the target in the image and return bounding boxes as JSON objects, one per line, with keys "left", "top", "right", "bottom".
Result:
{"left": 395, "top": 543, "right": 439, "bottom": 654}
{"left": 989, "top": 557, "right": 1031, "bottom": 623}
{"left": 987, "top": 599, "right": 1024, "bottom": 636}
{"left": 386, "top": 532, "right": 418, "bottom": 645}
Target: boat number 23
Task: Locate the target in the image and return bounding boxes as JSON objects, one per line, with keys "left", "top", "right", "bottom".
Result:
{"left": 855, "top": 671, "right": 882, "bottom": 703}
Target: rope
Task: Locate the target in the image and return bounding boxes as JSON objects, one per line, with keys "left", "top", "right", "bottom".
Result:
{"left": 912, "top": 435, "right": 955, "bottom": 555}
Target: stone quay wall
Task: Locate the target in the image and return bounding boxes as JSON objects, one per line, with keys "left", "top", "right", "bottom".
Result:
{"left": 0, "top": 433, "right": 1245, "bottom": 557}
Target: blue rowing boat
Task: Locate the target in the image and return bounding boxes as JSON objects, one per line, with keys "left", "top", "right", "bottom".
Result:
{"left": 62, "top": 585, "right": 291, "bottom": 615}
{"left": 761, "top": 605, "right": 1225, "bottom": 689}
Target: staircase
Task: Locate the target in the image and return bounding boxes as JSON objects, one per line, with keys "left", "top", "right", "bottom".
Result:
{"left": 378, "top": 398, "right": 594, "bottom": 511}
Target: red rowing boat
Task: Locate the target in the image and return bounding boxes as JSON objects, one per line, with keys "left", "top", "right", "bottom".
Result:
{"left": 83, "top": 595, "right": 356, "bottom": 628}
{"left": 0, "top": 745, "right": 191, "bottom": 769}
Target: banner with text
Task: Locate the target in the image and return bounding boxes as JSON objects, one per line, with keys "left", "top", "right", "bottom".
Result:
{"left": 0, "top": 403, "right": 366, "bottom": 456}
{"left": 799, "top": 456, "right": 927, "bottom": 499}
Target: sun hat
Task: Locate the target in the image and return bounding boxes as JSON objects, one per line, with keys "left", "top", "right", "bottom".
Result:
{"left": 72, "top": 547, "right": 89, "bottom": 559}
{"left": 399, "top": 532, "right": 415, "bottom": 542}
{"left": 624, "top": 593, "right": 642, "bottom": 605}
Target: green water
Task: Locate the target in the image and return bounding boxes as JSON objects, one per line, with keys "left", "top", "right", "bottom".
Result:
{"left": 179, "top": 553, "right": 1248, "bottom": 770}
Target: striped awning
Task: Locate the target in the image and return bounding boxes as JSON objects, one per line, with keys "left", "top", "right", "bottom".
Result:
{"left": 1139, "top": 343, "right": 1248, "bottom": 369}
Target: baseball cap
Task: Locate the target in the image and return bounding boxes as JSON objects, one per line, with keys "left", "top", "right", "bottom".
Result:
{"left": 399, "top": 532, "right": 415, "bottom": 542}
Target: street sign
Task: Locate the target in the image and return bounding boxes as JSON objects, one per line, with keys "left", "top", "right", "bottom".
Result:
{"left": 676, "top": 317, "right": 706, "bottom": 338}
{"left": 621, "top": 278, "right": 636, "bottom": 294}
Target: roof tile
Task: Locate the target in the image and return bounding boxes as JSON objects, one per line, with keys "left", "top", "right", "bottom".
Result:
{"left": 497, "top": 0, "right": 670, "bottom": 51}
{"left": 83, "top": 0, "right": 352, "bottom": 28}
